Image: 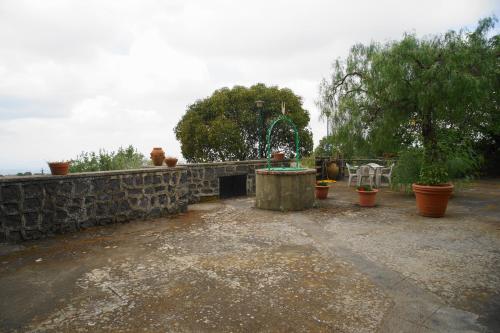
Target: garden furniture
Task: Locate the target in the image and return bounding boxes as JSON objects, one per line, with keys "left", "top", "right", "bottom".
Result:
{"left": 380, "top": 163, "right": 394, "bottom": 186}
{"left": 346, "top": 163, "right": 359, "bottom": 187}
{"left": 356, "top": 165, "right": 374, "bottom": 187}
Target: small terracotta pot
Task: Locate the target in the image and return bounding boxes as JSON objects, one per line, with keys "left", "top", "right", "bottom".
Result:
{"left": 412, "top": 183, "right": 454, "bottom": 218}
{"left": 357, "top": 189, "right": 378, "bottom": 207}
{"left": 165, "top": 157, "right": 178, "bottom": 167}
{"left": 150, "top": 147, "right": 165, "bottom": 166}
{"left": 273, "top": 152, "right": 285, "bottom": 161}
{"left": 48, "top": 162, "right": 70, "bottom": 176}
{"left": 315, "top": 185, "right": 329, "bottom": 199}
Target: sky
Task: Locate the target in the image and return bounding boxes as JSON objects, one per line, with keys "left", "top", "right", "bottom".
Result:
{"left": 0, "top": 0, "right": 498, "bottom": 174}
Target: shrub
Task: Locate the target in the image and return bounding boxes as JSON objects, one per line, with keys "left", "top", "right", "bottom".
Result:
{"left": 357, "top": 185, "right": 374, "bottom": 191}
{"left": 70, "top": 145, "right": 145, "bottom": 173}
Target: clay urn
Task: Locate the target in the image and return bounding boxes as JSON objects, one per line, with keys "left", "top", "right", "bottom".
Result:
{"left": 326, "top": 161, "right": 339, "bottom": 180}
{"left": 272, "top": 151, "right": 285, "bottom": 161}
{"left": 150, "top": 147, "right": 165, "bottom": 166}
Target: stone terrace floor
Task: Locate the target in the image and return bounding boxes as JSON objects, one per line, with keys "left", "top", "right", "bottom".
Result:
{"left": 1, "top": 179, "right": 499, "bottom": 332}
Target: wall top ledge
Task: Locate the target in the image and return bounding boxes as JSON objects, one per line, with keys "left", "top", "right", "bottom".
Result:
{"left": 180, "top": 159, "right": 289, "bottom": 168}
{"left": 0, "top": 166, "right": 188, "bottom": 184}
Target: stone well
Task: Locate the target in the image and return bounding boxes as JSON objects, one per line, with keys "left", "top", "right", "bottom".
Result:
{"left": 255, "top": 168, "right": 316, "bottom": 211}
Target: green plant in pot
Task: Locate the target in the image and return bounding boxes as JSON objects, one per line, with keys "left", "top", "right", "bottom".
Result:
{"left": 412, "top": 154, "right": 453, "bottom": 218}
{"left": 316, "top": 19, "right": 498, "bottom": 217}
{"left": 356, "top": 185, "right": 378, "bottom": 207}
{"left": 315, "top": 181, "right": 330, "bottom": 200}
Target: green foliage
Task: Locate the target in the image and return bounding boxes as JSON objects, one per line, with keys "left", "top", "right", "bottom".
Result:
{"left": 357, "top": 185, "right": 374, "bottom": 191}
{"left": 317, "top": 181, "right": 329, "bottom": 186}
{"left": 318, "top": 17, "right": 499, "bottom": 180}
{"left": 70, "top": 145, "right": 145, "bottom": 173}
{"left": 314, "top": 136, "right": 341, "bottom": 157}
{"left": 175, "top": 83, "right": 313, "bottom": 162}
{"left": 391, "top": 148, "right": 423, "bottom": 192}
{"left": 300, "top": 154, "right": 316, "bottom": 168}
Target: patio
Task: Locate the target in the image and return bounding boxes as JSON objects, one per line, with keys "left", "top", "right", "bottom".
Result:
{"left": 1, "top": 179, "right": 499, "bottom": 332}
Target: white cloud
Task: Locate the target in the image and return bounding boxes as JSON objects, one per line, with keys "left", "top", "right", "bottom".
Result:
{"left": 0, "top": 0, "right": 498, "bottom": 173}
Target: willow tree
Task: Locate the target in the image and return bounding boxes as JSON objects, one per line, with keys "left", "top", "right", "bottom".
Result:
{"left": 175, "top": 84, "right": 313, "bottom": 162}
{"left": 318, "top": 17, "right": 499, "bottom": 184}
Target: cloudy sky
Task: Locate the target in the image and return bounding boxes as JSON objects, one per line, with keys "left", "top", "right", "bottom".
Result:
{"left": 0, "top": 0, "right": 498, "bottom": 174}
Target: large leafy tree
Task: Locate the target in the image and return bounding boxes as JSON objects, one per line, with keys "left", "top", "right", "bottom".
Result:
{"left": 175, "top": 84, "right": 313, "bottom": 162}
{"left": 318, "top": 17, "right": 499, "bottom": 181}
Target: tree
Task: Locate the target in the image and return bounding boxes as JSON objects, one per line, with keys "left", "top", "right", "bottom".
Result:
{"left": 318, "top": 17, "right": 499, "bottom": 183}
{"left": 175, "top": 84, "right": 313, "bottom": 162}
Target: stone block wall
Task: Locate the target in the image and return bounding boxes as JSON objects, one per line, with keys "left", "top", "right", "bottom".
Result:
{"left": 0, "top": 167, "right": 188, "bottom": 242}
{"left": 183, "top": 159, "right": 287, "bottom": 203}
{"left": 0, "top": 159, "right": 289, "bottom": 242}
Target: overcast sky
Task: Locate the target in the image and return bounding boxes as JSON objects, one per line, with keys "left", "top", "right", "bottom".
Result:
{"left": 0, "top": 0, "right": 498, "bottom": 173}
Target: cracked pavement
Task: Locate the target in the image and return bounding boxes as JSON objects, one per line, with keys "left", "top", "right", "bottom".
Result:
{"left": 1, "top": 180, "right": 499, "bottom": 332}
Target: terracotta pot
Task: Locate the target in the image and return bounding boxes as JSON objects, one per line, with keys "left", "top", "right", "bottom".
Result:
{"left": 273, "top": 152, "right": 285, "bottom": 161}
{"left": 150, "top": 147, "right": 165, "bottom": 166}
{"left": 315, "top": 185, "right": 329, "bottom": 199}
{"left": 326, "top": 162, "right": 339, "bottom": 180}
{"left": 357, "top": 189, "right": 378, "bottom": 207}
{"left": 48, "top": 162, "right": 70, "bottom": 176}
{"left": 165, "top": 157, "right": 178, "bottom": 167}
{"left": 412, "top": 183, "right": 454, "bottom": 218}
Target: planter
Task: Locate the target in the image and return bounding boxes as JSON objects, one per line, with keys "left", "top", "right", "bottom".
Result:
{"left": 357, "top": 189, "right": 378, "bottom": 207}
{"left": 412, "top": 183, "right": 454, "bottom": 218}
{"left": 272, "top": 152, "right": 285, "bottom": 161}
{"left": 315, "top": 185, "right": 329, "bottom": 200}
{"left": 150, "top": 147, "right": 165, "bottom": 166}
{"left": 326, "top": 162, "right": 339, "bottom": 180}
{"left": 165, "top": 157, "right": 178, "bottom": 167}
{"left": 48, "top": 161, "right": 70, "bottom": 175}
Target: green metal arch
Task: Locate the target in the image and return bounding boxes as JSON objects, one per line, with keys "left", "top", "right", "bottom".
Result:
{"left": 266, "top": 115, "right": 300, "bottom": 169}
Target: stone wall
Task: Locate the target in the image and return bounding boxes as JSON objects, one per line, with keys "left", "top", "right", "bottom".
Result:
{"left": 0, "top": 167, "right": 188, "bottom": 242}
{"left": 0, "top": 159, "right": 288, "bottom": 242}
{"left": 183, "top": 159, "right": 287, "bottom": 203}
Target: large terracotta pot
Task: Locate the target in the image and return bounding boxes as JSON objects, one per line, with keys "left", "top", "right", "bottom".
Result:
{"left": 315, "top": 185, "right": 329, "bottom": 199}
{"left": 48, "top": 162, "right": 70, "bottom": 175}
{"left": 273, "top": 152, "right": 285, "bottom": 161}
{"left": 326, "top": 162, "right": 339, "bottom": 180}
{"left": 150, "top": 147, "right": 165, "bottom": 166}
{"left": 412, "top": 183, "right": 454, "bottom": 218}
{"left": 165, "top": 157, "right": 178, "bottom": 167}
{"left": 357, "top": 189, "right": 378, "bottom": 207}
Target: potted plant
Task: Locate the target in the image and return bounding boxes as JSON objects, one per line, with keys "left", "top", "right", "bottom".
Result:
{"left": 356, "top": 185, "right": 378, "bottom": 207}
{"left": 412, "top": 163, "right": 453, "bottom": 217}
{"left": 165, "top": 156, "right": 178, "bottom": 167}
{"left": 48, "top": 161, "right": 70, "bottom": 175}
{"left": 315, "top": 181, "right": 330, "bottom": 199}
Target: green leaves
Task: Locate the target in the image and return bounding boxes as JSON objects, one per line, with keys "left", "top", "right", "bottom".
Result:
{"left": 69, "top": 145, "right": 145, "bottom": 172}
{"left": 318, "top": 16, "right": 499, "bottom": 181}
{"left": 174, "top": 83, "right": 313, "bottom": 162}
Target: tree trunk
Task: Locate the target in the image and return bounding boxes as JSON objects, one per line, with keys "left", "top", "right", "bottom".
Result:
{"left": 422, "top": 110, "right": 438, "bottom": 164}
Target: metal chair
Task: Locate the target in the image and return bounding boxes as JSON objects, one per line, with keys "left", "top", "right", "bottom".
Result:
{"left": 357, "top": 165, "right": 374, "bottom": 187}
{"left": 346, "top": 163, "right": 358, "bottom": 187}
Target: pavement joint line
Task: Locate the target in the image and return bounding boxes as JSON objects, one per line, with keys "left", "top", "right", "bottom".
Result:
{"left": 390, "top": 275, "right": 409, "bottom": 289}
{"left": 421, "top": 305, "right": 443, "bottom": 325}
{"left": 108, "top": 286, "right": 124, "bottom": 301}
